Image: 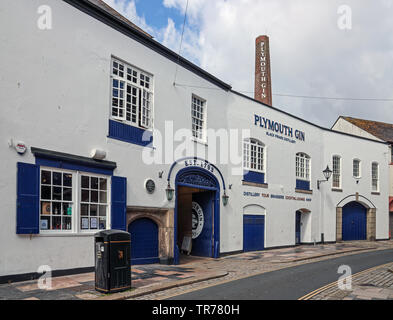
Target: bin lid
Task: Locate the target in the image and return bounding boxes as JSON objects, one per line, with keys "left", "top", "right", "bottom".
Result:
{"left": 95, "top": 229, "right": 130, "bottom": 242}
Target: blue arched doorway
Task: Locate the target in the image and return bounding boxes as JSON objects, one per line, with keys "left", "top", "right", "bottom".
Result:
{"left": 174, "top": 167, "right": 220, "bottom": 264}
{"left": 128, "top": 218, "right": 159, "bottom": 265}
{"left": 342, "top": 202, "right": 367, "bottom": 241}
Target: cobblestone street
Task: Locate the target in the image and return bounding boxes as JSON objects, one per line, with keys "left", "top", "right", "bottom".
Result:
{"left": 1, "top": 240, "right": 392, "bottom": 300}
{"left": 308, "top": 262, "right": 393, "bottom": 300}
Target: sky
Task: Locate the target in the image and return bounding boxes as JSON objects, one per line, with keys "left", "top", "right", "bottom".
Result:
{"left": 102, "top": 0, "right": 393, "bottom": 128}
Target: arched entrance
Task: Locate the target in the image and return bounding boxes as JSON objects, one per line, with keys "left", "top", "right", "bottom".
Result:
{"left": 295, "top": 209, "right": 311, "bottom": 245}
{"left": 174, "top": 167, "right": 220, "bottom": 264}
{"left": 342, "top": 202, "right": 367, "bottom": 241}
{"left": 128, "top": 218, "right": 159, "bottom": 265}
{"left": 336, "top": 194, "right": 376, "bottom": 242}
{"left": 243, "top": 205, "right": 266, "bottom": 252}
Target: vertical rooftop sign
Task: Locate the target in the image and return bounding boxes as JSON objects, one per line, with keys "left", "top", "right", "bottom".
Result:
{"left": 255, "top": 35, "right": 273, "bottom": 106}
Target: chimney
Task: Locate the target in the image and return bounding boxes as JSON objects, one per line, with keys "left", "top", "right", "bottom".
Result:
{"left": 254, "top": 35, "right": 273, "bottom": 106}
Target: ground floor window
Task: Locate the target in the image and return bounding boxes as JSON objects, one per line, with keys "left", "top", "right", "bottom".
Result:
{"left": 39, "top": 168, "right": 110, "bottom": 233}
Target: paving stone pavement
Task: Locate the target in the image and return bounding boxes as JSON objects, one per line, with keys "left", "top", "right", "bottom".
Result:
{"left": 1, "top": 240, "right": 392, "bottom": 300}
{"left": 309, "top": 262, "right": 393, "bottom": 300}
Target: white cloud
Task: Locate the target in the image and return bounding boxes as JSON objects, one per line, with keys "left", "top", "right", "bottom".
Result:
{"left": 104, "top": 0, "right": 393, "bottom": 127}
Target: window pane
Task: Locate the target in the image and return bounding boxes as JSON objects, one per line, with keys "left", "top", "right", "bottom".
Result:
{"left": 81, "top": 190, "right": 89, "bottom": 202}
{"left": 99, "top": 191, "right": 107, "bottom": 204}
{"left": 91, "top": 190, "right": 99, "bottom": 203}
{"left": 53, "top": 172, "right": 62, "bottom": 186}
{"left": 52, "top": 202, "right": 61, "bottom": 215}
{"left": 100, "top": 178, "right": 107, "bottom": 190}
{"left": 41, "top": 171, "right": 51, "bottom": 185}
{"left": 52, "top": 216, "right": 61, "bottom": 230}
{"left": 81, "top": 176, "right": 89, "bottom": 189}
{"left": 81, "top": 204, "right": 89, "bottom": 216}
{"left": 63, "top": 203, "right": 72, "bottom": 216}
{"left": 41, "top": 186, "right": 51, "bottom": 200}
{"left": 53, "top": 187, "right": 62, "bottom": 200}
{"left": 91, "top": 177, "right": 98, "bottom": 190}
{"left": 99, "top": 205, "right": 107, "bottom": 217}
{"left": 40, "top": 216, "right": 50, "bottom": 230}
{"left": 99, "top": 217, "right": 106, "bottom": 230}
{"left": 63, "top": 188, "right": 72, "bottom": 201}
{"left": 90, "top": 204, "right": 98, "bottom": 216}
{"left": 63, "top": 173, "right": 72, "bottom": 187}
{"left": 62, "top": 217, "right": 72, "bottom": 230}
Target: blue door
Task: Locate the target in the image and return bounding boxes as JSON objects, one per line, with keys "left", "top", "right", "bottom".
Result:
{"left": 243, "top": 215, "right": 265, "bottom": 252}
{"left": 342, "top": 202, "right": 367, "bottom": 241}
{"left": 128, "top": 218, "right": 159, "bottom": 265}
{"left": 192, "top": 192, "right": 215, "bottom": 257}
{"left": 295, "top": 211, "right": 301, "bottom": 245}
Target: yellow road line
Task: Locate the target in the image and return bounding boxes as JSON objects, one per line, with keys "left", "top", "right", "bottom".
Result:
{"left": 299, "top": 262, "right": 393, "bottom": 300}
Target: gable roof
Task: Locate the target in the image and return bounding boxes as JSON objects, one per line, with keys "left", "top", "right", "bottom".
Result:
{"left": 86, "top": 0, "right": 152, "bottom": 38}
{"left": 339, "top": 116, "right": 393, "bottom": 143}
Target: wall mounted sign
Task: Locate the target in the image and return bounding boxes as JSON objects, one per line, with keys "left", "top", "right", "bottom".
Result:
{"left": 192, "top": 201, "right": 204, "bottom": 239}
{"left": 243, "top": 191, "right": 312, "bottom": 202}
{"left": 145, "top": 179, "right": 156, "bottom": 194}
{"left": 15, "top": 141, "right": 27, "bottom": 154}
{"left": 184, "top": 159, "right": 214, "bottom": 173}
{"left": 254, "top": 114, "right": 306, "bottom": 143}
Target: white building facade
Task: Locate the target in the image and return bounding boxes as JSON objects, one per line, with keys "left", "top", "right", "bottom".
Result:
{"left": 0, "top": 0, "right": 390, "bottom": 281}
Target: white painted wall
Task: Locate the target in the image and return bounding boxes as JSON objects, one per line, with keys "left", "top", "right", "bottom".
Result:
{"left": 0, "top": 0, "right": 390, "bottom": 277}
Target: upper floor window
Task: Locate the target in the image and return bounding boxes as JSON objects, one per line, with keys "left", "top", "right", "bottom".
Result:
{"left": 296, "top": 153, "right": 311, "bottom": 181}
{"left": 332, "top": 155, "right": 342, "bottom": 189}
{"left": 191, "top": 95, "right": 207, "bottom": 141}
{"left": 243, "top": 138, "right": 265, "bottom": 173}
{"left": 111, "top": 58, "right": 153, "bottom": 130}
{"left": 372, "top": 162, "right": 379, "bottom": 192}
{"left": 353, "top": 159, "right": 361, "bottom": 178}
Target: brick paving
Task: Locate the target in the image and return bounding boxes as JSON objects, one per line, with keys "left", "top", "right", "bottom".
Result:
{"left": 0, "top": 240, "right": 392, "bottom": 300}
{"left": 309, "top": 262, "right": 393, "bottom": 300}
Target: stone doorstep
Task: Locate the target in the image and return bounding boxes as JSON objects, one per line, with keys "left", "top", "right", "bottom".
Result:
{"left": 273, "top": 247, "right": 377, "bottom": 263}
{"left": 93, "top": 271, "right": 228, "bottom": 300}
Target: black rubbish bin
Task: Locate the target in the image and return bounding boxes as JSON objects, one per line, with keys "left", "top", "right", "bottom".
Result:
{"left": 95, "top": 229, "right": 131, "bottom": 293}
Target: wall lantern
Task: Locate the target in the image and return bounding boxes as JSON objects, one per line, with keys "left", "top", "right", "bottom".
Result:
{"left": 222, "top": 192, "right": 229, "bottom": 206}
{"left": 317, "top": 165, "right": 333, "bottom": 189}
{"left": 165, "top": 183, "right": 174, "bottom": 201}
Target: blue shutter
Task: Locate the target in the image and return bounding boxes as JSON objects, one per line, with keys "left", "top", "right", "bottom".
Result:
{"left": 111, "top": 176, "right": 127, "bottom": 231}
{"left": 16, "top": 162, "right": 40, "bottom": 234}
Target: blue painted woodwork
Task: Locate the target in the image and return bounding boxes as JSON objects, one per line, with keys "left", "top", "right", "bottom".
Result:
{"left": 16, "top": 162, "right": 40, "bottom": 234}
{"left": 342, "top": 202, "right": 367, "bottom": 241}
{"left": 243, "top": 215, "right": 265, "bottom": 252}
{"left": 243, "top": 170, "right": 265, "bottom": 184}
{"left": 128, "top": 218, "right": 159, "bottom": 265}
{"left": 111, "top": 176, "right": 127, "bottom": 231}
{"left": 192, "top": 192, "right": 215, "bottom": 258}
{"left": 108, "top": 119, "right": 152, "bottom": 147}
{"left": 295, "top": 211, "right": 301, "bottom": 244}
{"left": 296, "top": 179, "right": 310, "bottom": 191}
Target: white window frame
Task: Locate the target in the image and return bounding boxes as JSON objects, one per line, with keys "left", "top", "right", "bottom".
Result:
{"left": 353, "top": 158, "right": 361, "bottom": 179}
{"left": 332, "top": 155, "right": 342, "bottom": 189}
{"left": 296, "top": 153, "right": 311, "bottom": 181}
{"left": 39, "top": 167, "right": 76, "bottom": 234}
{"left": 79, "top": 173, "right": 111, "bottom": 233}
{"left": 110, "top": 57, "right": 154, "bottom": 130}
{"left": 243, "top": 138, "right": 265, "bottom": 173}
{"left": 39, "top": 167, "right": 111, "bottom": 234}
{"left": 371, "top": 162, "right": 379, "bottom": 192}
{"left": 191, "top": 94, "right": 207, "bottom": 143}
